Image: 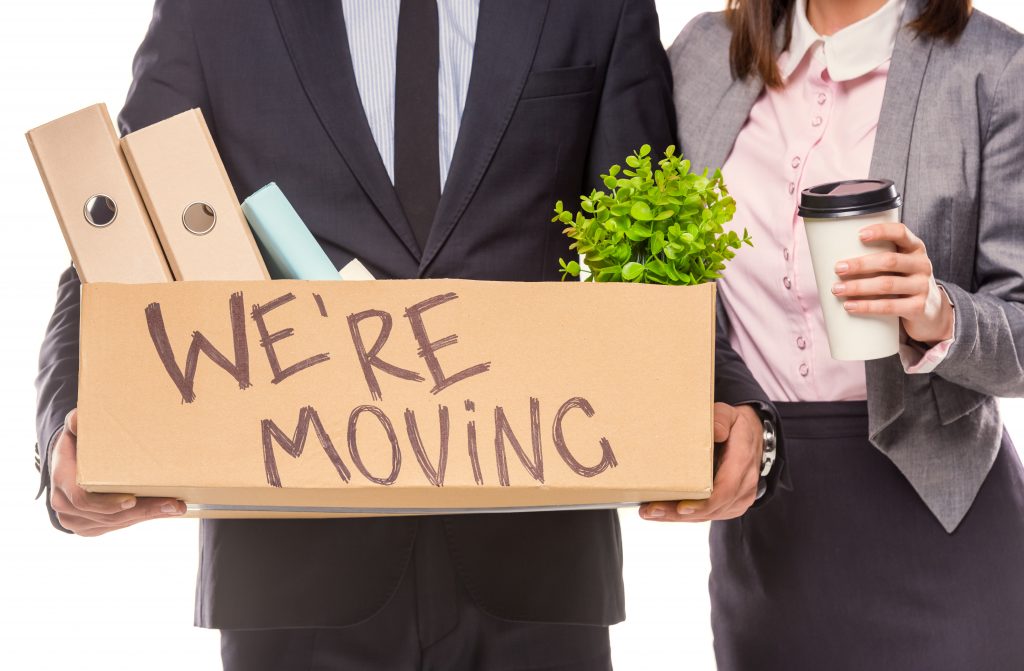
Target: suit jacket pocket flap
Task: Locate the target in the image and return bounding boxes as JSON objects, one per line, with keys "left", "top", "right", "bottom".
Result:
{"left": 930, "top": 375, "right": 990, "bottom": 426}
{"left": 521, "top": 65, "right": 596, "bottom": 100}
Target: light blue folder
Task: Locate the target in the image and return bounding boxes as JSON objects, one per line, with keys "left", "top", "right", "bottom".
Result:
{"left": 241, "top": 182, "right": 342, "bottom": 280}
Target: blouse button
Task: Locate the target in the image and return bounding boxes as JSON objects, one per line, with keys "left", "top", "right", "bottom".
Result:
{"left": 817, "top": 92, "right": 827, "bottom": 105}
{"left": 797, "top": 336, "right": 807, "bottom": 349}
{"left": 788, "top": 182, "right": 796, "bottom": 194}
{"left": 783, "top": 248, "right": 791, "bottom": 261}
{"left": 799, "top": 363, "right": 810, "bottom": 377}
{"left": 812, "top": 116, "right": 823, "bottom": 127}
{"left": 783, "top": 276, "right": 793, "bottom": 290}
{"left": 791, "top": 156, "right": 801, "bottom": 169}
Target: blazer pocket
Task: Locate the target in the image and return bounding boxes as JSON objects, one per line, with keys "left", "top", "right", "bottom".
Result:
{"left": 930, "top": 375, "right": 990, "bottom": 426}
{"left": 520, "top": 65, "right": 596, "bottom": 100}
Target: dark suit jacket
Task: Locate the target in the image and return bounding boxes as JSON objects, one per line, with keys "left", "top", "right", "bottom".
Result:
{"left": 35, "top": 0, "right": 776, "bottom": 629}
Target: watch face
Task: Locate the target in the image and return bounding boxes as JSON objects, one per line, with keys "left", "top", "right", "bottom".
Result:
{"left": 760, "top": 418, "right": 777, "bottom": 477}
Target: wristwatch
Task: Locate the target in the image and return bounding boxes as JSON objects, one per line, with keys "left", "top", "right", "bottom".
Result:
{"left": 754, "top": 408, "right": 777, "bottom": 499}
{"left": 759, "top": 415, "right": 777, "bottom": 476}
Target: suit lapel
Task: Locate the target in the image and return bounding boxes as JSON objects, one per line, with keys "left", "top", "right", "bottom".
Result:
{"left": 270, "top": 0, "right": 420, "bottom": 260}
{"left": 865, "top": 0, "right": 934, "bottom": 439}
{"left": 417, "top": 0, "right": 550, "bottom": 274}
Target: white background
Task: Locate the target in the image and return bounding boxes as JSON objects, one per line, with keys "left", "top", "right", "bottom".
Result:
{"left": 1, "top": 2, "right": 1022, "bottom": 670}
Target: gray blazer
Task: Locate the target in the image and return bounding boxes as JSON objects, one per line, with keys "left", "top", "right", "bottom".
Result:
{"left": 669, "top": 0, "right": 1024, "bottom": 532}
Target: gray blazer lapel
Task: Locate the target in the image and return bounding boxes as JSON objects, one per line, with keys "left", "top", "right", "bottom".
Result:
{"left": 868, "top": 1, "right": 934, "bottom": 200}
{"left": 865, "top": 0, "right": 934, "bottom": 442}
{"left": 692, "top": 18, "right": 791, "bottom": 172}
{"left": 697, "top": 75, "right": 763, "bottom": 172}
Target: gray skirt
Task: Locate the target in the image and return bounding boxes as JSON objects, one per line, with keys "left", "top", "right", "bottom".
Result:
{"left": 711, "top": 401, "right": 1024, "bottom": 671}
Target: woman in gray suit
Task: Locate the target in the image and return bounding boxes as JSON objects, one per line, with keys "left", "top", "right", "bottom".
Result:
{"left": 652, "top": 0, "right": 1024, "bottom": 667}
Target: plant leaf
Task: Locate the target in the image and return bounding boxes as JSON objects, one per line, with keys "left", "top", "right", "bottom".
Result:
{"left": 551, "top": 144, "right": 751, "bottom": 285}
{"left": 630, "top": 201, "right": 654, "bottom": 221}
{"left": 621, "top": 261, "right": 644, "bottom": 281}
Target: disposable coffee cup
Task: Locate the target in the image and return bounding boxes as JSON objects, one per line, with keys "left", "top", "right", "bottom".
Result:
{"left": 799, "top": 179, "right": 903, "bottom": 361}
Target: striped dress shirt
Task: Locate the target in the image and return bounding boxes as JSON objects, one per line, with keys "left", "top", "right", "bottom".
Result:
{"left": 340, "top": 0, "right": 480, "bottom": 190}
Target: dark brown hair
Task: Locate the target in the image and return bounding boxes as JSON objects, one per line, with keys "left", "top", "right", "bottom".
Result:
{"left": 726, "top": 0, "right": 973, "bottom": 87}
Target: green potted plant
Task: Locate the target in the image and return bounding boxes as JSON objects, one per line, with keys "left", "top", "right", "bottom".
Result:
{"left": 554, "top": 144, "right": 750, "bottom": 284}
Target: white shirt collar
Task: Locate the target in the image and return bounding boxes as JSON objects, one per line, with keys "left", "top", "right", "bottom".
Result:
{"left": 780, "top": 0, "right": 906, "bottom": 82}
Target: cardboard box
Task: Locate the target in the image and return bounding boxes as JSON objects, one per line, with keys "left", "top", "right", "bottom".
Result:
{"left": 76, "top": 279, "right": 715, "bottom": 517}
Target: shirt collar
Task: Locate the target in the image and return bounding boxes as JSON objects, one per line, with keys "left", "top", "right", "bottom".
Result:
{"left": 780, "top": 0, "right": 906, "bottom": 82}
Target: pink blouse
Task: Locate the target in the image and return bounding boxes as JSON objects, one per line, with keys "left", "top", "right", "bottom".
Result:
{"left": 717, "top": 0, "right": 948, "bottom": 402}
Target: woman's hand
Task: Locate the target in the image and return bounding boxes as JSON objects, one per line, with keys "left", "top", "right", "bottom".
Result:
{"left": 832, "top": 223, "right": 954, "bottom": 345}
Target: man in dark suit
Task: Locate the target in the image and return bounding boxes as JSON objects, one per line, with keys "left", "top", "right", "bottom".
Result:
{"left": 35, "top": 1, "right": 779, "bottom": 668}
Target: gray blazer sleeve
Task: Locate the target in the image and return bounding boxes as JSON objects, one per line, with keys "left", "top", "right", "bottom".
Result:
{"left": 34, "top": 0, "right": 208, "bottom": 530}
{"left": 933, "top": 45, "right": 1024, "bottom": 399}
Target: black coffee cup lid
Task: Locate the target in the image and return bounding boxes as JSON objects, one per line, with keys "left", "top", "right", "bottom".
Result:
{"left": 798, "top": 179, "right": 902, "bottom": 218}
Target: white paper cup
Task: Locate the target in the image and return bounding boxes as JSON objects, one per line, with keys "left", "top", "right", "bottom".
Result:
{"left": 799, "top": 180, "right": 903, "bottom": 361}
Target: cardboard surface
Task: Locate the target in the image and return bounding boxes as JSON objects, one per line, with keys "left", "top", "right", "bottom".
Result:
{"left": 77, "top": 279, "right": 715, "bottom": 515}
{"left": 25, "top": 104, "right": 173, "bottom": 283}
{"left": 121, "top": 109, "right": 270, "bottom": 281}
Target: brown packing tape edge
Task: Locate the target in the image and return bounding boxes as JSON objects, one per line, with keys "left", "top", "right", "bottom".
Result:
{"left": 81, "top": 484, "right": 713, "bottom": 498}
{"left": 75, "top": 282, "right": 102, "bottom": 491}
{"left": 709, "top": 281, "right": 717, "bottom": 491}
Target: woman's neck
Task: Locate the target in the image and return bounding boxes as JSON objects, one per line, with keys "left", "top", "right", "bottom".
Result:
{"left": 805, "top": 0, "right": 889, "bottom": 36}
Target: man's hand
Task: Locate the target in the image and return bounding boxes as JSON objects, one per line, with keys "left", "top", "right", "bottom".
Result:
{"left": 639, "top": 403, "right": 763, "bottom": 522}
{"left": 49, "top": 408, "right": 186, "bottom": 536}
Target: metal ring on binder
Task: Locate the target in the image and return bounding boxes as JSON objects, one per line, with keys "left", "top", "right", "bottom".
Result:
{"left": 83, "top": 194, "right": 117, "bottom": 228}
{"left": 182, "top": 201, "right": 217, "bottom": 235}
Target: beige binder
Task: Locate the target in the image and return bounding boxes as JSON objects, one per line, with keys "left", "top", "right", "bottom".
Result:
{"left": 26, "top": 104, "right": 173, "bottom": 284}
{"left": 121, "top": 108, "right": 270, "bottom": 281}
